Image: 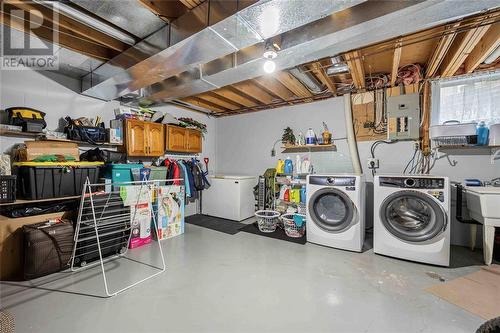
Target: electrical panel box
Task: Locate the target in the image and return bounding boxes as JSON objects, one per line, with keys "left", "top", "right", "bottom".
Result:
{"left": 386, "top": 93, "right": 420, "bottom": 140}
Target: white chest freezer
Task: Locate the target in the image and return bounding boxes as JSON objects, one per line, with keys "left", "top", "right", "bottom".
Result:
{"left": 202, "top": 175, "right": 257, "bottom": 221}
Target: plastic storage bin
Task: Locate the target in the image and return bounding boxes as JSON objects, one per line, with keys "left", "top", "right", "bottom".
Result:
{"left": 149, "top": 166, "right": 168, "bottom": 180}
{"left": 104, "top": 164, "right": 143, "bottom": 184}
{"left": 15, "top": 162, "right": 103, "bottom": 200}
{"left": 0, "top": 175, "right": 16, "bottom": 203}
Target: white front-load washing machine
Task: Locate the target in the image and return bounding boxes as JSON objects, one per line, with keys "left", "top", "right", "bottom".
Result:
{"left": 373, "top": 175, "right": 450, "bottom": 266}
{"left": 306, "top": 175, "right": 365, "bottom": 252}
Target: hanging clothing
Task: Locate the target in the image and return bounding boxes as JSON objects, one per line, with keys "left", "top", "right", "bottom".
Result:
{"left": 185, "top": 161, "right": 198, "bottom": 199}
{"left": 178, "top": 161, "right": 191, "bottom": 198}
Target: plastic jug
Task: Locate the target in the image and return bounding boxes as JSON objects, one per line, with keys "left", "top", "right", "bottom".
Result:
{"left": 300, "top": 186, "right": 306, "bottom": 203}
{"left": 295, "top": 155, "right": 301, "bottom": 174}
{"left": 284, "top": 187, "right": 290, "bottom": 202}
{"left": 306, "top": 128, "right": 316, "bottom": 145}
{"left": 276, "top": 159, "right": 285, "bottom": 174}
{"left": 284, "top": 156, "right": 293, "bottom": 174}
{"left": 477, "top": 121, "right": 489, "bottom": 146}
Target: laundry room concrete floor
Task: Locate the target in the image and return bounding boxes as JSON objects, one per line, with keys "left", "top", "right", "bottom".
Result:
{"left": 0, "top": 223, "right": 489, "bottom": 333}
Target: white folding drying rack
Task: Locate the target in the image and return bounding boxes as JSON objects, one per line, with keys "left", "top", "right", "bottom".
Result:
{"left": 70, "top": 178, "right": 183, "bottom": 297}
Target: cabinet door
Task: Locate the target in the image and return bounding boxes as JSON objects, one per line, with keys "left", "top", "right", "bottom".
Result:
{"left": 186, "top": 129, "right": 202, "bottom": 153}
{"left": 166, "top": 126, "right": 187, "bottom": 152}
{"left": 126, "top": 120, "right": 146, "bottom": 156}
{"left": 146, "top": 123, "right": 165, "bottom": 156}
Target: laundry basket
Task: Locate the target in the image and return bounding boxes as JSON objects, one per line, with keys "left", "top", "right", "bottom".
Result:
{"left": 281, "top": 213, "right": 306, "bottom": 238}
{"left": 255, "top": 210, "right": 280, "bottom": 233}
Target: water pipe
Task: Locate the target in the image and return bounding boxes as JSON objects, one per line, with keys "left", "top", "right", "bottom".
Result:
{"left": 344, "top": 94, "right": 363, "bottom": 175}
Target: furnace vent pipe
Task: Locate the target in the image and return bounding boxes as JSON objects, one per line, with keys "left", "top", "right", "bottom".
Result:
{"left": 344, "top": 94, "right": 362, "bottom": 175}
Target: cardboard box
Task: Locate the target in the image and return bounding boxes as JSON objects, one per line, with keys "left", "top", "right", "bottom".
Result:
{"left": 106, "top": 128, "right": 122, "bottom": 144}
{"left": 19, "top": 141, "right": 79, "bottom": 161}
{"left": 155, "top": 185, "right": 185, "bottom": 240}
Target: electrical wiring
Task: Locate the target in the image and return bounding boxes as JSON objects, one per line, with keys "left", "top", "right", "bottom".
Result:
{"left": 403, "top": 145, "right": 419, "bottom": 174}
{"left": 370, "top": 140, "right": 397, "bottom": 176}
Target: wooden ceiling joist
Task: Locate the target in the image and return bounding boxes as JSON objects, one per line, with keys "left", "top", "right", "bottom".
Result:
{"left": 137, "top": 0, "right": 188, "bottom": 22}
{"left": 344, "top": 51, "right": 365, "bottom": 89}
{"left": 231, "top": 81, "right": 276, "bottom": 104}
{"left": 464, "top": 22, "right": 500, "bottom": 73}
{"left": 211, "top": 88, "right": 259, "bottom": 108}
{"left": 439, "top": 21, "right": 492, "bottom": 77}
{"left": 196, "top": 92, "right": 242, "bottom": 110}
{"left": 181, "top": 96, "right": 227, "bottom": 113}
{"left": 254, "top": 76, "right": 295, "bottom": 101}
{"left": 5, "top": 0, "right": 128, "bottom": 53}
{"left": 179, "top": 0, "right": 201, "bottom": 10}
{"left": 390, "top": 39, "right": 402, "bottom": 86}
{"left": 274, "top": 71, "right": 313, "bottom": 99}
{"left": 425, "top": 23, "right": 460, "bottom": 78}
{"left": 0, "top": 11, "right": 117, "bottom": 61}
{"left": 310, "top": 62, "right": 337, "bottom": 95}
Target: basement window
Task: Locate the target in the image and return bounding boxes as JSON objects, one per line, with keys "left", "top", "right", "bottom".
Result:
{"left": 431, "top": 71, "right": 500, "bottom": 125}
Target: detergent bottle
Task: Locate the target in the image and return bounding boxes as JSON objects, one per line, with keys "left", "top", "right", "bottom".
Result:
{"left": 477, "top": 121, "right": 489, "bottom": 146}
{"left": 276, "top": 159, "right": 285, "bottom": 174}
{"left": 284, "top": 156, "right": 293, "bottom": 174}
{"left": 295, "top": 155, "right": 301, "bottom": 175}
{"left": 284, "top": 186, "right": 290, "bottom": 202}
{"left": 300, "top": 185, "right": 306, "bottom": 203}
{"left": 305, "top": 128, "right": 316, "bottom": 145}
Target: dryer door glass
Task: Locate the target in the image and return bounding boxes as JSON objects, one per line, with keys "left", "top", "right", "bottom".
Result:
{"left": 380, "top": 190, "right": 446, "bottom": 242}
{"left": 308, "top": 188, "right": 355, "bottom": 232}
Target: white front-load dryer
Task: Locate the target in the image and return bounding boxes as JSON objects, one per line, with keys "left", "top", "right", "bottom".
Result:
{"left": 373, "top": 175, "right": 450, "bottom": 266}
{"left": 306, "top": 175, "right": 365, "bottom": 252}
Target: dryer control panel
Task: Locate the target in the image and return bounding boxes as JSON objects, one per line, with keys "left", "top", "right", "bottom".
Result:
{"left": 309, "top": 176, "right": 356, "bottom": 187}
{"left": 379, "top": 177, "right": 445, "bottom": 189}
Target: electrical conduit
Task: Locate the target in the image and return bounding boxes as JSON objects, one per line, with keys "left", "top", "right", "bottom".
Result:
{"left": 344, "top": 94, "right": 362, "bottom": 175}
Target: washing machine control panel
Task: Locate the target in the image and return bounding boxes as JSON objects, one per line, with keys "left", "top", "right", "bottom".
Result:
{"left": 309, "top": 176, "right": 356, "bottom": 187}
{"left": 379, "top": 177, "right": 445, "bottom": 189}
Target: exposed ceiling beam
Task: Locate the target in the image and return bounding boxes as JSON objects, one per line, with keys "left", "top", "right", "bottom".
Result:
{"left": 390, "top": 39, "right": 402, "bottom": 86}
{"left": 137, "top": 0, "right": 188, "bottom": 22}
{"left": 231, "top": 81, "right": 276, "bottom": 104}
{"left": 196, "top": 92, "right": 241, "bottom": 110}
{"left": 274, "top": 71, "right": 313, "bottom": 99}
{"left": 0, "top": 9, "right": 117, "bottom": 60}
{"left": 253, "top": 76, "right": 295, "bottom": 101}
{"left": 211, "top": 88, "right": 259, "bottom": 108}
{"left": 181, "top": 96, "right": 227, "bottom": 113}
{"left": 425, "top": 23, "right": 460, "bottom": 78}
{"left": 344, "top": 51, "right": 365, "bottom": 89}
{"left": 310, "top": 62, "right": 337, "bottom": 95}
{"left": 5, "top": 0, "right": 127, "bottom": 53}
{"left": 179, "top": 0, "right": 200, "bottom": 10}
{"left": 464, "top": 22, "right": 500, "bottom": 73}
{"left": 439, "top": 22, "right": 492, "bottom": 77}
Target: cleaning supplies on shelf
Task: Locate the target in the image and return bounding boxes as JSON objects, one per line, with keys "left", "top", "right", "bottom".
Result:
{"left": 300, "top": 186, "right": 306, "bottom": 203}
{"left": 284, "top": 156, "right": 293, "bottom": 174}
{"left": 295, "top": 155, "right": 301, "bottom": 174}
{"left": 306, "top": 128, "right": 316, "bottom": 145}
{"left": 297, "top": 131, "right": 305, "bottom": 146}
{"left": 477, "top": 121, "right": 489, "bottom": 146}
{"left": 276, "top": 159, "right": 285, "bottom": 174}
{"left": 284, "top": 187, "right": 290, "bottom": 202}
{"left": 301, "top": 157, "right": 311, "bottom": 174}
{"left": 322, "top": 122, "right": 332, "bottom": 145}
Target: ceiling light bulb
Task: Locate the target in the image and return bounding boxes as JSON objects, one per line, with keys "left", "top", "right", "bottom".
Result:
{"left": 263, "top": 60, "right": 276, "bottom": 74}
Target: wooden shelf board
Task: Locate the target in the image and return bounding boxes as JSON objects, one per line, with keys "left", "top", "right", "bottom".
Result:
{"left": 0, "top": 195, "right": 81, "bottom": 207}
{"left": 281, "top": 144, "right": 337, "bottom": 153}
{"left": 0, "top": 129, "right": 122, "bottom": 147}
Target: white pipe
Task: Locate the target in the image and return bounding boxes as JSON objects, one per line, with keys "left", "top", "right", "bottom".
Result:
{"left": 344, "top": 93, "right": 362, "bottom": 175}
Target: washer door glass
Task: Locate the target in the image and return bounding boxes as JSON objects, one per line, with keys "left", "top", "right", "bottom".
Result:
{"left": 380, "top": 190, "right": 446, "bottom": 242}
{"left": 308, "top": 188, "right": 354, "bottom": 232}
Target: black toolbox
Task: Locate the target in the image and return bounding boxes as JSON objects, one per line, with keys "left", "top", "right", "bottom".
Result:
{"left": 14, "top": 162, "right": 103, "bottom": 200}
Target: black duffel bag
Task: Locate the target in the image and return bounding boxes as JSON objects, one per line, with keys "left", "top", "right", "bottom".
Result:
{"left": 79, "top": 148, "right": 126, "bottom": 163}
{"left": 64, "top": 117, "right": 106, "bottom": 144}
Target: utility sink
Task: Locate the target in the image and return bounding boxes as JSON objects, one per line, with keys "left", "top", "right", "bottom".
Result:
{"left": 466, "top": 186, "right": 500, "bottom": 265}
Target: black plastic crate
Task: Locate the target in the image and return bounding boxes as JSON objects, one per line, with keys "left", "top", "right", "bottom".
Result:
{"left": 0, "top": 175, "right": 16, "bottom": 203}
{"left": 17, "top": 165, "right": 100, "bottom": 200}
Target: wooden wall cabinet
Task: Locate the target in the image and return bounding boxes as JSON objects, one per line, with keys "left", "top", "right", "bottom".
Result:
{"left": 166, "top": 125, "right": 202, "bottom": 153}
{"left": 124, "top": 119, "right": 165, "bottom": 157}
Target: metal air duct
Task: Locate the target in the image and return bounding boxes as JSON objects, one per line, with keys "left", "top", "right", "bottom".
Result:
{"left": 138, "top": 0, "right": 499, "bottom": 104}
